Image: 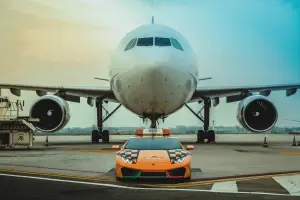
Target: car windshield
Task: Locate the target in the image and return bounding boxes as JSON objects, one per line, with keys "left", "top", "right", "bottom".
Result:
{"left": 124, "top": 137, "right": 182, "bottom": 150}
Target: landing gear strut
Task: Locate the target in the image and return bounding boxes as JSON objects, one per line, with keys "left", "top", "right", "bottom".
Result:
{"left": 185, "top": 98, "right": 216, "bottom": 143}
{"left": 92, "top": 98, "right": 121, "bottom": 144}
{"left": 150, "top": 112, "right": 157, "bottom": 128}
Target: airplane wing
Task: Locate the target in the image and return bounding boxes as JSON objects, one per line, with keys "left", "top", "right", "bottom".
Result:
{"left": 0, "top": 83, "right": 117, "bottom": 104}
{"left": 190, "top": 83, "right": 300, "bottom": 104}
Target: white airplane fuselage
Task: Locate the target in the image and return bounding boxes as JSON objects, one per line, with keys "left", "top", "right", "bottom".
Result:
{"left": 108, "top": 24, "right": 199, "bottom": 118}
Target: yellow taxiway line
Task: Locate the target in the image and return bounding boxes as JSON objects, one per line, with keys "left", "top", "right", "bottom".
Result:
{"left": 0, "top": 168, "right": 117, "bottom": 183}
{"left": 141, "top": 171, "right": 300, "bottom": 188}
{"left": 68, "top": 149, "right": 118, "bottom": 153}
{"left": 280, "top": 152, "right": 300, "bottom": 155}
{"left": 1, "top": 168, "right": 300, "bottom": 189}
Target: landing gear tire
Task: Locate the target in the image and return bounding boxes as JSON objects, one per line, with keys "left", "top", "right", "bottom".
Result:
{"left": 207, "top": 130, "right": 216, "bottom": 143}
{"left": 92, "top": 130, "right": 99, "bottom": 143}
{"left": 102, "top": 130, "right": 109, "bottom": 143}
{"left": 197, "top": 130, "right": 215, "bottom": 143}
{"left": 197, "top": 130, "right": 205, "bottom": 143}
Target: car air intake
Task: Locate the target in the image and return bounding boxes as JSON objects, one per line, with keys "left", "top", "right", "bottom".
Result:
{"left": 167, "top": 168, "right": 186, "bottom": 177}
{"left": 121, "top": 168, "right": 139, "bottom": 177}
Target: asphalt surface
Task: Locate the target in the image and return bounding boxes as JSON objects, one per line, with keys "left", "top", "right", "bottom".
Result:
{"left": 1, "top": 134, "right": 300, "bottom": 199}
{"left": 1, "top": 174, "right": 299, "bottom": 200}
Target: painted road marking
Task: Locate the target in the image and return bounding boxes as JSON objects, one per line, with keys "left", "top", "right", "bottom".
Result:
{"left": 1, "top": 167, "right": 300, "bottom": 197}
{"left": 280, "top": 152, "right": 300, "bottom": 155}
{"left": 0, "top": 163, "right": 107, "bottom": 174}
{"left": 211, "top": 181, "right": 238, "bottom": 192}
{"left": 0, "top": 173, "right": 294, "bottom": 196}
{"left": 0, "top": 168, "right": 116, "bottom": 183}
{"left": 143, "top": 172, "right": 300, "bottom": 188}
{"left": 273, "top": 175, "right": 300, "bottom": 196}
{"left": 69, "top": 149, "right": 118, "bottom": 153}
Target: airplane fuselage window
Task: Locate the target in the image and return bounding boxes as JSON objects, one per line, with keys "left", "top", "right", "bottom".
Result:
{"left": 137, "top": 37, "right": 153, "bottom": 46}
{"left": 155, "top": 37, "right": 171, "bottom": 46}
{"left": 124, "top": 38, "right": 136, "bottom": 51}
{"left": 170, "top": 38, "right": 184, "bottom": 51}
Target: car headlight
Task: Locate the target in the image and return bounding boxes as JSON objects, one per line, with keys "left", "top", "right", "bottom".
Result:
{"left": 172, "top": 156, "right": 186, "bottom": 164}
{"left": 121, "top": 156, "right": 136, "bottom": 164}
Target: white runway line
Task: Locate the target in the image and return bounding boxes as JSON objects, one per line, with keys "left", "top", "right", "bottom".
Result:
{"left": 211, "top": 181, "right": 238, "bottom": 193}
{"left": 0, "top": 173, "right": 294, "bottom": 196}
{"left": 273, "top": 175, "right": 300, "bottom": 196}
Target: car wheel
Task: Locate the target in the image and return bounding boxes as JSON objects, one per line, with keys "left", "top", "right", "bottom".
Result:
{"left": 183, "top": 176, "right": 191, "bottom": 182}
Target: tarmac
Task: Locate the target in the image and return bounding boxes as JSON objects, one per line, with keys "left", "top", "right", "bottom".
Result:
{"left": 1, "top": 134, "right": 300, "bottom": 199}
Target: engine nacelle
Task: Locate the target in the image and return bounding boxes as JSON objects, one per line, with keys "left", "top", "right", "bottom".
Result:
{"left": 236, "top": 95, "right": 278, "bottom": 132}
{"left": 29, "top": 95, "right": 70, "bottom": 132}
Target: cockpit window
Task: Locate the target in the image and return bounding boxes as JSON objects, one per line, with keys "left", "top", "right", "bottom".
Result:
{"left": 170, "top": 38, "right": 184, "bottom": 51}
{"left": 137, "top": 37, "right": 153, "bottom": 46}
{"left": 124, "top": 38, "right": 137, "bottom": 51}
{"left": 155, "top": 37, "right": 171, "bottom": 46}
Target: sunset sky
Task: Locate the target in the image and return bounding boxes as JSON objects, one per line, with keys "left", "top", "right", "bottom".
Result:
{"left": 0, "top": 0, "right": 299, "bottom": 128}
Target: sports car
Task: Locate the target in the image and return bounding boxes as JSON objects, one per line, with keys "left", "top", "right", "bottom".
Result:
{"left": 113, "top": 129, "right": 194, "bottom": 181}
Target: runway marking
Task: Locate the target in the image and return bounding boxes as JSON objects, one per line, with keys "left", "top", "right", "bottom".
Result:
{"left": 143, "top": 172, "right": 300, "bottom": 188}
{"left": 0, "top": 173, "right": 295, "bottom": 197}
{"left": 0, "top": 168, "right": 116, "bottom": 183}
{"left": 0, "top": 163, "right": 107, "bottom": 174}
{"left": 280, "top": 152, "right": 300, "bottom": 155}
{"left": 211, "top": 181, "right": 238, "bottom": 192}
{"left": 273, "top": 175, "right": 300, "bottom": 196}
{"left": 69, "top": 149, "right": 118, "bottom": 153}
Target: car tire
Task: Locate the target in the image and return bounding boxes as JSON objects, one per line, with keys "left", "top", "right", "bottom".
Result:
{"left": 183, "top": 176, "right": 191, "bottom": 182}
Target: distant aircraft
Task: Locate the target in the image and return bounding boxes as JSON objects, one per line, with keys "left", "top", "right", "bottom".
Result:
{"left": 1, "top": 17, "right": 300, "bottom": 143}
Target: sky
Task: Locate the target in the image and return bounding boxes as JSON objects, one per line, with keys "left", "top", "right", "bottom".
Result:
{"left": 0, "top": 0, "right": 299, "bottom": 128}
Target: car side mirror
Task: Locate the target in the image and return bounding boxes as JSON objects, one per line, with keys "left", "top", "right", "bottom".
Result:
{"left": 186, "top": 145, "right": 195, "bottom": 150}
{"left": 112, "top": 145, "right": 120, "bottom": 150}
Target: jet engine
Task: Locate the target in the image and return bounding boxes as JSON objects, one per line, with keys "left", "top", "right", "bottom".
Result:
{"left": 236, "top": 95, "right": 278, "bottom": 132}
{"left": 29, "top": 95, "right": 70, "bottom": 132}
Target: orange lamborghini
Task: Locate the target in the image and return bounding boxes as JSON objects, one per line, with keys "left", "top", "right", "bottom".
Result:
{"left": 113, "top": 129, "right": 194, "bottom": 181}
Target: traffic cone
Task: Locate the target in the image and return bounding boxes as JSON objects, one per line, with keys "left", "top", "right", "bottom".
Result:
{"left": 263, "top": 137, "right": 268, "bottom": 148}
{"left": 292, "top": 136, "right": 296, "bottom": 146}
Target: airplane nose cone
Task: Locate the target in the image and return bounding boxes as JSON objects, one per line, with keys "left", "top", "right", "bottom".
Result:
{"left": 134, "top": 48, "right": 174, "bottom": 69}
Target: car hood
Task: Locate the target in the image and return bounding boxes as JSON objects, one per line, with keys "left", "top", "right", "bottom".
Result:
{"left": 117, "top": 149, "right": 191, "bottom": 163}
{"left": 138, "top": 150, "right": 170, "bottom": 163}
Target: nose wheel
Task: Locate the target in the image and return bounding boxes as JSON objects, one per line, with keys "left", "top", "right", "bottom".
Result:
{"left": 185, "top": 98, "right": 216, "bottom": 143}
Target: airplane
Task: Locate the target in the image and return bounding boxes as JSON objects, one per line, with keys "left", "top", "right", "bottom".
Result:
{"left": 0, "top": 16, "right": 300, "bottom": 143}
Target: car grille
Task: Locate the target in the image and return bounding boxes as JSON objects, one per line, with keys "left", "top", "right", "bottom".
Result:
{"left": 140, "top": 172, "right": 167, "bottom": 178}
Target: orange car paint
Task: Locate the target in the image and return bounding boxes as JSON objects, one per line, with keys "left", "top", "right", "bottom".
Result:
{"left": 115, "top": 136, "right": 192, "bottom": 179}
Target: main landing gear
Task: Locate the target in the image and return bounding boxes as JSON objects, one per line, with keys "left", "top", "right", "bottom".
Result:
{"left": 185, "top": 98, "right": 216, "bottom": 144}
{"left": 92, "top": 98, "right": 121, "bottom": 144}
